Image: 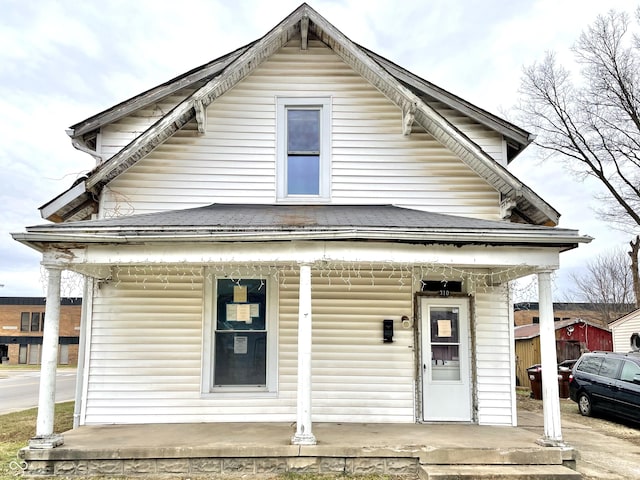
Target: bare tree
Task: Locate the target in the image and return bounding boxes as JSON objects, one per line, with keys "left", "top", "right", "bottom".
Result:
{"left": 518, "top": 8, "right": 640, "bottom": 306}
{"left": 569, "top": 248, "right": 635, "bottom": 324}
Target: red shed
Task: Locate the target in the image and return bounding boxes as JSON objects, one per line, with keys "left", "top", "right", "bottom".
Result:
{"left": 514, "top": 318, "right": 612, "bottom": 388}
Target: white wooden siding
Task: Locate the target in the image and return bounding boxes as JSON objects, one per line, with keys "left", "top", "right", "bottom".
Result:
{"left": 83, "top": 265, "right": 415, "bottom": 424}
{"left": 99, "top": 88, "right": 199, "bottom": 160}
{"left": 474, "top": 287, "right": 514, "bottom": 425}
{"left": 84, "top": 267, "right": 294, "bottom": 424}
{"left": 427, "top": 101, "right": 506, "bottom": 165}
{"left": 280, "top": 268, "right": 415, "bottom": 423}
{"left": 101, "top": 37, "right": 502, "bottom": 219}
{"left": 612, "top": 314, "right": 640, "bottom": 353}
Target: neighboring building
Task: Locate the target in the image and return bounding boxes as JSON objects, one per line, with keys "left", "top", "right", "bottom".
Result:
{"left": 12, "top": 3, "right": 590, "bottom": 453}
{"left": 513, "top": 302, "right": 634, "bottom": 327}
{"left": 0, "top": 297, "right": 81, "bottom": 365}
{"left": 514, "top": 319, "right": 612, "bottom": 389}
{"left": 609, "top": 309, "right": 640, "bottom": 353}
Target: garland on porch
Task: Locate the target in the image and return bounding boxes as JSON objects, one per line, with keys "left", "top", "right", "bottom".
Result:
{"left": 42, "top": 261, "right": 540, "bottom": 299}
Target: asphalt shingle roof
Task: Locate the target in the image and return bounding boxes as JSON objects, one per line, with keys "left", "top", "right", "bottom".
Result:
{"left": 31, "top": 204, "right": 564, "bottom": 232}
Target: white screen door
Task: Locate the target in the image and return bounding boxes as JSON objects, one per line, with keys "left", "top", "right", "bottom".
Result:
{"left": 421, "top": 297, "right": 471, "bottom": 421}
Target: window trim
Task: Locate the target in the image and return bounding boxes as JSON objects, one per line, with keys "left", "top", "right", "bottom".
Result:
{"left": 201, "top": 269, "right": 278, "bottom": 395}
{"left": 276, "top": 96, "right": 331, "bottom": 202}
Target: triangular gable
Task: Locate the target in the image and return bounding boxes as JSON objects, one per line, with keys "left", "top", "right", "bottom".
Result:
{"left": 609, "top": 308, "right": 640, "bottom": 328}
{"left": 46, "top": 3, "right": 558, "bottom": 226}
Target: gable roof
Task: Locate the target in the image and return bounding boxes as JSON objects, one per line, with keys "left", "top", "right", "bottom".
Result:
{"left": 609, "top": 308, "right": 640, "bottom": 328}
{"left": 514, "top": 318, "right": 610, "bottom": 340}
{"left": 15, "top": 204, "right": 590, "bottom": 252}
{"left": 44, "top": 3, "right": 558, "bottom": 226}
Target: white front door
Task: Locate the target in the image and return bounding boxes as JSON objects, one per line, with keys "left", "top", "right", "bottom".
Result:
{"left": 421, "top": 296, "right": 472, "bottom": 421}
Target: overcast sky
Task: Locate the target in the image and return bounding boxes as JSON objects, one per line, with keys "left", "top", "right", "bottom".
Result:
{"left": 0, "top": 0, "right": 636, "bottom": 299}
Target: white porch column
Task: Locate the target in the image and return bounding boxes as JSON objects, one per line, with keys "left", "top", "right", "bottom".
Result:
{"left": 30, "top": 266, "right": 64, "bottom": 448}
{"left": 537, "top": 270, "right": 564, "bottom": 446}
{"left": 291, "top": 263, "right": 316, "bottom": 445}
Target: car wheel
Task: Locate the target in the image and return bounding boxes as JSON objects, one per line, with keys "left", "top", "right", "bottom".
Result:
{"left": 578, "top": 392, "right": 592, "bottom": 416}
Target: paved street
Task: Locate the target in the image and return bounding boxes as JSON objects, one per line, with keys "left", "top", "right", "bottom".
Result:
{"left": 0, "top": 369, "right": 77, "bottom": 414}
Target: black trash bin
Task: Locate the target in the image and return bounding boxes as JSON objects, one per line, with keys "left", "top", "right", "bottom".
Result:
{"left": 527, "top": 365, "right": 542, "bottom": 400}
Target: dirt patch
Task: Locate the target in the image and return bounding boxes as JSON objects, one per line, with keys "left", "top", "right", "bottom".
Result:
{"left": 517, "top": 391, "right": 640, "bottom": 446}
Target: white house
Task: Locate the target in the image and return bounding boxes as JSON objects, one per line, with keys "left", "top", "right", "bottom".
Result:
{"left": 13, "top": 3, "right": 590, "bottom": 450}
{"left": 610, "top": 309, "right": 640, "bottom": 353}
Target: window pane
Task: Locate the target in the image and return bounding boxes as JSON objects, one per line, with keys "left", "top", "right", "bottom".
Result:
{"left": 215, "top": 279, "right": 268, "bottom": 387}
{"left": 28, "top": 345, "right": 39, "bottom": 365}
{"left": 287, "top": 155, "right": 320, "bottom": 195}
{"left": 430, "top": 307, "right": 459, "bottom": 343}
{"left": 20, "top": 313, "right": 30, "bottom": 331}
{"left": 214, "top": 332, "right": 267, "bottom": 385}
{"left": 19, "top": 345, "right": 27, "bottom": 364}
{"left": 431, "top": 345, "right": 460, "bottom": 381}
{"left": 216, "top": 279, "right": 266, "bottom": 331}
{"left": 287, "top": 109, "right": 320, "bottom": 152}
{"left": 620, "top": 361, "right": 640, "bottom": 382}
{"left": 59, "top": 344, "right": 69, "bottom": 365}
{"left": 577, "top": 356, "right": 603, "bottom": 374}
{"left": 598, "top": 358, "right": 622, "bottom": 378}
{"left": 31, "top": 313, "right": 40, "bottom": 332}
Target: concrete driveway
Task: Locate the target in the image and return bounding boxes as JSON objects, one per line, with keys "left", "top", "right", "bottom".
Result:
{"left": 518, "top": 397, "right": 640, "bottom": 480}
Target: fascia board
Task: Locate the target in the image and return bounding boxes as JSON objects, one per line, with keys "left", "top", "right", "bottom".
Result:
{"left": 364, "top": 49, "right": 531, "bottom": 148}
{"left": 14, "top": 227, "right": 592, "bottom": 247}
{"left": 69, "top": 45, "right": 251, "bottom": 138}
{"left": 609, "top": 309, "right": 640, "bottom": 328}
{"left": 38, "top": 181, "right": 87, "bottom": 220}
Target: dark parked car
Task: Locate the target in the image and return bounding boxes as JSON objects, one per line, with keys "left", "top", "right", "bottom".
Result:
{"left": 569, "top": 351, "right": 640, "bottom": 423}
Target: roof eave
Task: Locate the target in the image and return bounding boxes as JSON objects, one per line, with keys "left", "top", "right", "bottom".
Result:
{"left": 38, "top": 180, "right": 98, "bottom": 223}
{"left": 68, "top": 43, "right": 255, "bottom": 139}
{"left": 14, "top": 227, "right": 592, "bottom": 251}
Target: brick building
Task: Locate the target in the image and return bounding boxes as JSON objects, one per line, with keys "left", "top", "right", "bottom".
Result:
{"left": 0, "top": 297, "right": 82, "bottom": 365}
{"left": 513, "top": 302, "right": 634, "bottom": 327}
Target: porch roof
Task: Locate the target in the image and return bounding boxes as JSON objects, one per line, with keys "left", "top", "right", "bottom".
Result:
{"left": 16, "top": 204, "right": 590, "bottom": 251}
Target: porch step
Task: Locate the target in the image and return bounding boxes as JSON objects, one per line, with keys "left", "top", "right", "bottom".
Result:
{"left": 420, "top": 465, "right": 581, "bottom": 480}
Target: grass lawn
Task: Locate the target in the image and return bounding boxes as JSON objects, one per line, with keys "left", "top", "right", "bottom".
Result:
{"left": 0, "top": 403, "right": 405, "bottom": 480}
{"left": 0, "top": 402, "right": 74, "bottom": 480}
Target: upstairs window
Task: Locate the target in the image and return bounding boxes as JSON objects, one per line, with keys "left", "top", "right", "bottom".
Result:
{"left": 20, "top": 312, "right": 29, "bottom": 331}
{"left": 277, "top": 97, "right": 330, "bottom": 201}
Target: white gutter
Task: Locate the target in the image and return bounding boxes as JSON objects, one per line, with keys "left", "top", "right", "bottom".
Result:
{"left": 12, "top": 229, "right": 593, "bottom": 247}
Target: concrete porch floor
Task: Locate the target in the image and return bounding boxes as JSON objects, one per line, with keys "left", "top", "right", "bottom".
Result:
{"left": 20, "top": 419, "right": 581, "bottom": 478}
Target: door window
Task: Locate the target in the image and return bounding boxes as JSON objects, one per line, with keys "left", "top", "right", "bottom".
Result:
{"left": 429, "top": 306, "right": 461, "bottom": 381}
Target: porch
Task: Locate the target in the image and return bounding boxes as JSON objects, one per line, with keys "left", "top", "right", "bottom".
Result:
{"left": 21, "top": 418, "right": 580, "bottom": 478}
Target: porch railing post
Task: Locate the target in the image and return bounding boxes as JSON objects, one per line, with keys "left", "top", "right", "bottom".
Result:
{"left": 30, "top": 264, "right": 65, "bottom": 448}
{"left": 536, "top": 270, "right": 564, "bottom": 446}
{"left": 291, "top": 263, "right": 316, "bottom": 445}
